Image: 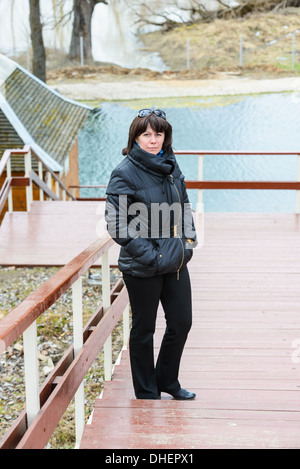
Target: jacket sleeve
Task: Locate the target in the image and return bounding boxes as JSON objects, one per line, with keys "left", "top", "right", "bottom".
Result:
{"left": 105, "top": 168, "right": 158, "bottom": 266}
{"left": 180, "top": 175, "right": 198, "bottom": 247}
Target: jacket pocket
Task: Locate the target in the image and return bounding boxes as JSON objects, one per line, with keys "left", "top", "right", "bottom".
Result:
{"left": 155, "top": 238, "right": 183, "bottom": 275}
{"left": 124, "top": 237, "right": 158, "bottom": 266}
{"left": 130, "top": 257, "right": 158, "bottom": 277}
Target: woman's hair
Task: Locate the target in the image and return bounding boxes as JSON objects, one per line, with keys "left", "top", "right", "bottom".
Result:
{"left": 122, "top": 113, "right": 173, "bottom": 156}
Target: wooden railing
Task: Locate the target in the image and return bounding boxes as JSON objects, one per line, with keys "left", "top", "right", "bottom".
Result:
{"left": 0, "top": 236, "right": 129, "bottom": 449}
{"left": 70, "top": 151, "right": 300, "bottom": 213}
{"left": 1, "top": 148, "right": 300, "bottom": 448}
{"left": 0, "top": 146, "right": 75, "bottom": 219}
{"left": 69, "top": 184, "right": 107, "bottom": 201}
{"left": 177, "top": 150, "right": 300, "bottom": 213}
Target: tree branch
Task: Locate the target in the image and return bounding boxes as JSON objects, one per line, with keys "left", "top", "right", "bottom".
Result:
{"left": 125, "top": 0, "right": 300, "bottom": 31}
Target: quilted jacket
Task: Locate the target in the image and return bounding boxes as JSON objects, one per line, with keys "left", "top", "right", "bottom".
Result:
{"left": 105, "top": 143, "right": 197, "bottom": 278}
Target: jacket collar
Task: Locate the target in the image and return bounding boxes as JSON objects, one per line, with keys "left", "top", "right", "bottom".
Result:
{"left": 128, "top": 143, "right": 175, "bottom": 177}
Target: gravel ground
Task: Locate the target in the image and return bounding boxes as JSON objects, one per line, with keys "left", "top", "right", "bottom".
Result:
{"left": 0, "top": 265, "right": 125, "bottom": 449}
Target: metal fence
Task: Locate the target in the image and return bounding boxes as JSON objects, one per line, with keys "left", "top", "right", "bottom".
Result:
{"left": 184, "top": 28, "right": 300, "bottom": 72}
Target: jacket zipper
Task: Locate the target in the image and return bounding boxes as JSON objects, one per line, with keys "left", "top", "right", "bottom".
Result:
{"left": 169, "top": 174, "right": 184, "bottom": 280}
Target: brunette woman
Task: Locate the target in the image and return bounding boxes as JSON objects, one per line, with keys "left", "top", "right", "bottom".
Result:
{"left": 105, "top": 108, "right": 197, "bottom": 400}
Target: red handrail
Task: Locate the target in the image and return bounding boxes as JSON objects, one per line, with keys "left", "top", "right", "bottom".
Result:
{"left": 70, "top": 151, "right": 300, "bottom": 194}
{"left": 175, "top": 150, "right": 300, "bottom": 155}
{"left": 0, "top": 237, "right": 114, "bottom": 354}
{"left": 0, "top": 235, "right": 129, "bottom": 449}
{"left": 185, "top": 181, "right": 300, "bottom": 190}
{"left": 0, "top": 146, "right": 31, "bottom": 178}
{"left": 0, "top": 146, "right": 75, "bottom": 200}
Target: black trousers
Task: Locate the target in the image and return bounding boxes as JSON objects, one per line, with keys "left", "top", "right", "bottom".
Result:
{"left": 123, "top": 267, "right": 192, "bottom": 399}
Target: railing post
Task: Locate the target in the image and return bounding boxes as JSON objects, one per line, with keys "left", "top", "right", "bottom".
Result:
{"left": 38, "top": 162, "right": 44, "bottom": 201}
{"left": 198, "top": 153, "right": 204, "bottom": 212}
{"left": 102, "top": 251, "right": 112, "bottom": 380}
{"left": 23, "top": 321, "right": 40, "bottom": 426}
{"left": 46, "top": 172, "right": 52, "bottom": 200}
{"left": 72, "top": 277, "right": 84, "bottom": 446}
{"left": 55, "top": 181, "right": 60, "bottom": 199}
{"left": 123, "top": 304, "right": 130, "bottom": 349}
{"left": 24, "top": 149, "right": 33, "bottom": 211}
{"left": 72, "top": 276, "right": 85, "bottom": 448}
{"left": 6, "top": 157, "right": 13, "bottom": 212}
{"left": 296, "top": 154, "right": 300, "bottom": 214}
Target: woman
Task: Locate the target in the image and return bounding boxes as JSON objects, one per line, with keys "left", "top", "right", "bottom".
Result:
{"left": 105, "top": 108, "right": 197, "bottom": 400}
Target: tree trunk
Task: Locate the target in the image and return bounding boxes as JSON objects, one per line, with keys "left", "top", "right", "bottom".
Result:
{"left": 29, "top": 0, "right": 46, "bottom": 82}
{"left": 69, "top": 0, "right": 107, "bottom": 61}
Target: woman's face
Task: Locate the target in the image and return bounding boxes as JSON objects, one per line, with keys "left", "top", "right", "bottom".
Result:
{"left": 136, "top": 124, "right": 165, "bottom": 155}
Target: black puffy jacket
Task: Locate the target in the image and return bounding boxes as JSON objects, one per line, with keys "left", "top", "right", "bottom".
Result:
{"left": 105, "top": 143, "right": 197, "bottom": 278}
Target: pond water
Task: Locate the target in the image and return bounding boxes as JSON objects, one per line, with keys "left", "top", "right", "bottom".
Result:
{"left": 78, "top": 92, "right": 300, "bottom": 212}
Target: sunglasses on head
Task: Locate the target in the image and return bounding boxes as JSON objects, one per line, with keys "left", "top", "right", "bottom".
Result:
{"left": 137, "top": 108, "right": 167, "bottom": 120}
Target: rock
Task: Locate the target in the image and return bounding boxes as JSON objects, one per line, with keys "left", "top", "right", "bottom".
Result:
{"left": 14, "top": 343, "right": 23, "bottom": 353}
{"left": 38, "top": 353, "right": 49, "bottom": 362}
{"left": 42, "top": 356, "right": 55, "bottom": 375}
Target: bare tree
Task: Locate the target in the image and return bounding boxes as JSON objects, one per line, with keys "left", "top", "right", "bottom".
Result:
{"left": 216, "top": 0, "right": 300, "bottom": 18}
{"left": 69, "top": 0, "right": 108, "bottom": 60}
{"left": 125, "top": 0, "right": 300, "bottom": 31}
{"left": 125, "top": 0, "right": 194, "bottom": 32}
{"left": 29, "top": 0, "right": 46, "bottom": 81}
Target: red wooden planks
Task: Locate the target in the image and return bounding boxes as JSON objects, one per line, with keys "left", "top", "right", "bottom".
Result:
{"left": 79, "top": 213, "right": 300, "bottom": 449}
{"left": 0, "top": 201, "right": 119, "bottom": 266}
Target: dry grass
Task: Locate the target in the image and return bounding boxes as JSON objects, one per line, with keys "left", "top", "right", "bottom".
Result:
{"left": 141, "top": 10, "right": 300, "bottom": 73}
{"left": 12, "top": 9, "right": 300, "bottom": 84}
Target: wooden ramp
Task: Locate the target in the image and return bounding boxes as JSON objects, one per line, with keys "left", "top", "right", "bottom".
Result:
{"left": 80, "top": 213, "right": 300, "bottom": 449}
{"left": 0, "top": 201, "right": 119, "bottom": 266}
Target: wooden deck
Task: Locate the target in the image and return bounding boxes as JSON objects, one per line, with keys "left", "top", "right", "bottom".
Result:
{"left": 0, "top": 201, "right": 119, "bottom": 266}
{"left": 80, "top": 213, "right": 300, "bottom": 449}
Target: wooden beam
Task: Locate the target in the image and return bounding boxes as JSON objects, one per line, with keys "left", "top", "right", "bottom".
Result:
{"left": 0, "top": 277, "right": 124, "bottom": 449}
{"left": 185, "top": 180, "right": 300, "bottom": 190}
{"left": 11, "top": 177, "right": 30, "bottom": 187}
{"left": 0, "top": 236, "right": 114, "bottom": 354}
{"left": 15, "top": 286, "right": 129, "bottom": 449}
{"left": 29, "top": 170, "right": 59, "bottom": 200}
{"left": 175, "top": 150, "right": 300, "bottom": 155}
